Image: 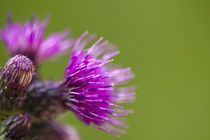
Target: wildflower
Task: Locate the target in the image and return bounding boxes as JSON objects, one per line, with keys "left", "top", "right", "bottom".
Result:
{"left": 0, "top": 113, "right": 31, "bottom": 140}
{"left": 0, "top": 54, "right": 34, "bottom": 109}
{"left": 0, "top": 14, "right": 74, "bottom": 65}
{"left": 61, "top": 32, "right": 135, "bottom": 137}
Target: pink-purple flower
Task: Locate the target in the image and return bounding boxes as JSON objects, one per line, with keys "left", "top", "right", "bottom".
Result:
{"left": 0, "top": 15, "right": 74, "bottom": 65}
{"left": 61, "top": 31, "right": 135, "bottom": 137}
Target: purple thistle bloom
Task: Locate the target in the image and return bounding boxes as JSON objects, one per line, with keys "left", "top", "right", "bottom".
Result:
{"left": 61, "top": 31, "right": 135, "bottom": 137}
{"left": 0, "top": 113, "right": 31, "bottom": 140}
{"left": 0, "top": 54, "right": 34, "bottom": 109}
{"left": 0, "top": 15, "right": 74, "bottom": 65}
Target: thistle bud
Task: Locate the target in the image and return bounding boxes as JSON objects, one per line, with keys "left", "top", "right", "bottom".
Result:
{"left": 0, "top": 113, "right": 31, "bottom": 140}
{"left": 0, "top": 54, "right": 34, "bottom": 109}
{"left": 1, "top": 54, "right": 34, "bottom": 88}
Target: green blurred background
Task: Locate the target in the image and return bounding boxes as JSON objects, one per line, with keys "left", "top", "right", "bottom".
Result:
{"left": 0, "top": 0, "right": 210, "bottom": 140}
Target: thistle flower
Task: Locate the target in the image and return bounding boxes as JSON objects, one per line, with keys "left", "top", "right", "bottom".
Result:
{"left": 0, "top": 113, "right": 31, "bottom": 140}
{"left": 61, "top": 32, "right": 135, "bottom": 137}
{"left": 0, "top": 14, "right": 74, "bottom": 65}
{"left": 0, "top": 54, "right": 34, "bottom": 109}
{"left": 27, "top": 121, "right": 80, "bottom": 140}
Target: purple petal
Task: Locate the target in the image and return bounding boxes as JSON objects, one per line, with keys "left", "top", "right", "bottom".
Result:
{"left": 61, "top": 32, "right": 135, "bottom": 136}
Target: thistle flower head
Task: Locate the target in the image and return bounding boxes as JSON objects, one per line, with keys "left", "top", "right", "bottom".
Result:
{"left": 0, "top": 54, "right": 34, "bottom": 109}
{"left": 0, "top": 14, "right": 74, "bottom": 65}
{"left": 0, "top": 113, "right": 31, "bottom": 140}
{"left": 61, "top": 32, "right": 135, "bottom": 137}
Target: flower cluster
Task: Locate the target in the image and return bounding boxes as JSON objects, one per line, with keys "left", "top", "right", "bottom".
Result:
{"left": 0, "top": 15, "right": 135, "bottom": 140}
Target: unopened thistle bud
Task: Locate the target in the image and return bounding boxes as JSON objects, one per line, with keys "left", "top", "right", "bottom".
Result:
{"left": 0, "top": 113, "right": 31, "bottom": 140}
{"left": 0, "top": 54, "right": 34, "bottom": 109}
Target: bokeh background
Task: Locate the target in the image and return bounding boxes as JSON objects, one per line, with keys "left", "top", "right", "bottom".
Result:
{"left": 0, "top": 0, "right": 210, "bottom": 140}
